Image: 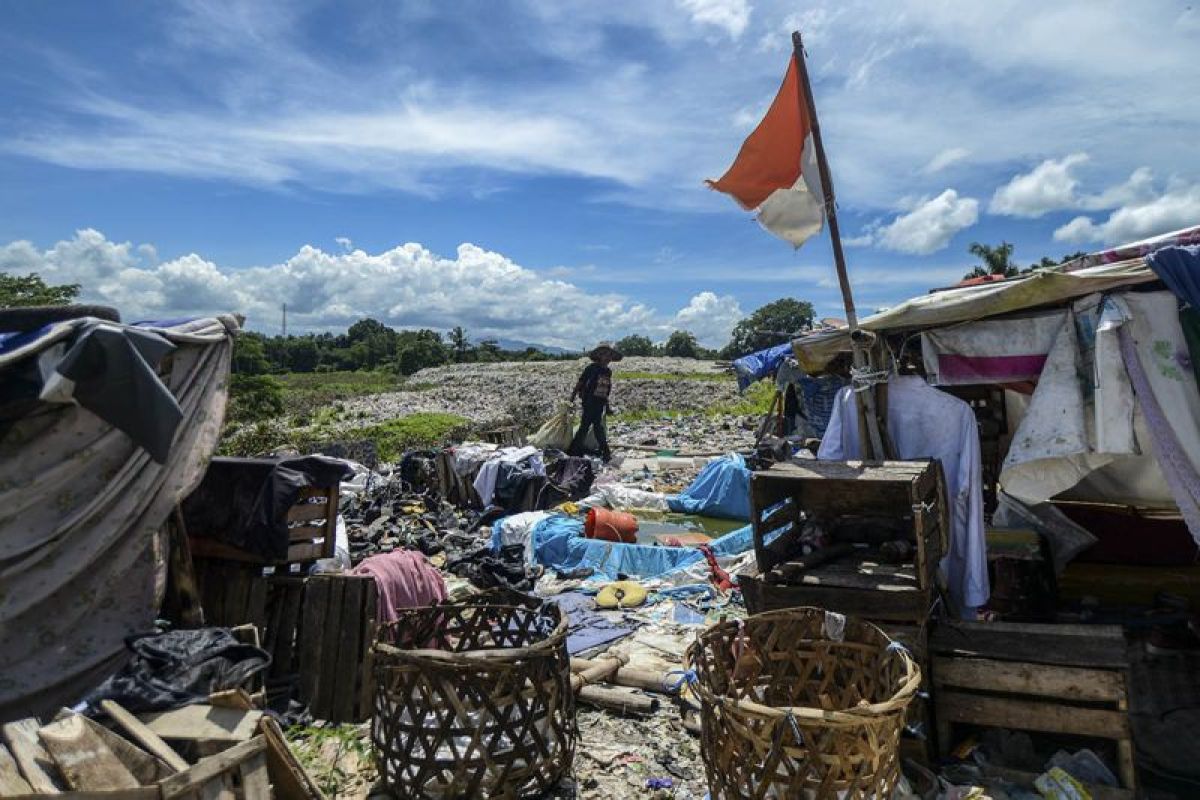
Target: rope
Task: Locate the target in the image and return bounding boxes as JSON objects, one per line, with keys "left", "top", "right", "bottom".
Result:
{"left": 850, "top": 364, "right": 890, "bottom": 393}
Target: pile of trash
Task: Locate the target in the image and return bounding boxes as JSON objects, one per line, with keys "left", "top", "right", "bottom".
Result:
{"left": 338, "top": 357, "right": 742, "bottom": 432}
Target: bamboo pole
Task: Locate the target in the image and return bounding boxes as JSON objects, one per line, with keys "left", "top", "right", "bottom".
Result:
{"left": 792, "top": 30, "right": 887, "bottom": 460}
{"left": 570, "top": 659, "right": 675, "bottom": 695}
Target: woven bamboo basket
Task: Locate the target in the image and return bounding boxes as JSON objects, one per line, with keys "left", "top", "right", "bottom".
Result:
{"left": 686, "top": 607, "right": 921, "bottom": 799}
{"left": 371, "top": 595, "right": 575, "bottom": 799}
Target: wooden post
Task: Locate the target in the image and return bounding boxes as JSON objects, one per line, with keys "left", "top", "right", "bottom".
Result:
{"left": 792, "top": 30, "right": 887, "bottom": 459}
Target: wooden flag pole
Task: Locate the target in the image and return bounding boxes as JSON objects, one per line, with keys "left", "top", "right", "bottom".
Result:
{"left": 792, "top": 30, "right": 887, "bottom": 459}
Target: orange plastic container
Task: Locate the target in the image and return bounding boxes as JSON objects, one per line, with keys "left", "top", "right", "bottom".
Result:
{"left": 585, "top": 507, "right": 639, "bottom": 544}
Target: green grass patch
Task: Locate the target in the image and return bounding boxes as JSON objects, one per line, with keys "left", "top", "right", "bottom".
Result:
{"left": 611, "top": 381, "right": 774, "bottom": 422}
{"left": 618, "top": 371, "right": 730, "bottom": 382}
{"left": 341, "top": 412, "right": 471, "bottom": 461}
{"left": 273, "top": 370, "right": 438, "bottom": 418}
{"left": 286, "top": 724, "right": 374, "bottom": 797}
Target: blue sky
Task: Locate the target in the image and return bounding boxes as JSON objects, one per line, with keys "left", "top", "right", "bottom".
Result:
{"left": 1, "top": 0, "right": 1198, "bottom": 348}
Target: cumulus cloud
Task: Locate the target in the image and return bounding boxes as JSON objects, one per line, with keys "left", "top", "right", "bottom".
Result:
{"left": 849, "top": 190, "right": 979, "bottom": 255}
{"left": 668, "top": 291, "right": 744, "bottom": 346}
{"left": 990, "top": 153, "right": 1089, "bottom": 218}
{"left": 990, "top": 155, "right": 1160, "bottom": 219}
{"left": 0, "top": 229, "right": 749, "bottom": 349}
{"left": 1053, "top": 180, "right": 1200, "bottom": 245}
{"left": 677, "top": 0, "right": 752, "bottom": 39}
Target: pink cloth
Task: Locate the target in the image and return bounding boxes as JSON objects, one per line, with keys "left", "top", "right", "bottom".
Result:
{"left": 350, "top": 550, "right": 447, "bottom": 623}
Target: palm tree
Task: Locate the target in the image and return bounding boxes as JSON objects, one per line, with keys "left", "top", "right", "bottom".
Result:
{"left": 963, "top": 241, "right": 1019, "bottom": 280}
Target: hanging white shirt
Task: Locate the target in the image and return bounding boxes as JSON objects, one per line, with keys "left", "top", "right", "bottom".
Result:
{"left": 817, "top": 375, "right": 989, "bottom": 615}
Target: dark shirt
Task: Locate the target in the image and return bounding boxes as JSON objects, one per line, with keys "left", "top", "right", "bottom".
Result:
{"left": 575, "top": 363, "right": 612, "bottom": 403}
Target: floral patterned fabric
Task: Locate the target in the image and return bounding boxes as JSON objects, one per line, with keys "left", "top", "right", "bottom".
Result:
{"left": 0, "top": 315, "right": 237, "bottom": 722}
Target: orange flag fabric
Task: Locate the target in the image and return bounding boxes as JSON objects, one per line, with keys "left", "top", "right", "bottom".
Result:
{"left": 707, "top": 56, "right": 825, "bottom": 247}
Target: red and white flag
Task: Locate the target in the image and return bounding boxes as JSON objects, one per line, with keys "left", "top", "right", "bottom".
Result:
{"left": 706, "top": 57, "right": 825, "bottom": 247}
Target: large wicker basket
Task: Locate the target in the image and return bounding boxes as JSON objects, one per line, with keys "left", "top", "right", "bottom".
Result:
{"left": 371, "top": 595, "right": 575, "bottom": 799}
{"left": 686, "top": 607, "right": 921, "bottom": 799}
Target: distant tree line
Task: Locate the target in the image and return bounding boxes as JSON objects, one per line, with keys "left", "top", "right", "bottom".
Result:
{"left": 232, "top": 320, "right": 584, "bottom": 377}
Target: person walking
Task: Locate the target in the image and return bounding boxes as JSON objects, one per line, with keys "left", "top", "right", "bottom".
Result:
{"left": 568, "top": 342, "right": 621, "bottom": 461}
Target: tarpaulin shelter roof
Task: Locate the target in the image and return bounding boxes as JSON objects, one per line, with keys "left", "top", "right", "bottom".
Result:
{"left": 1062, "top": 223, "right": 1200, "bottom": 271}
{"left": 793, "top": 257, "right": 1158, "bottom": 368}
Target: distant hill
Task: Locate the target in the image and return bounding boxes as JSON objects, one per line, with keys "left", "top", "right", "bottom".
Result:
{"left": 493, "top": 338, "right": 576, "bottom": 355}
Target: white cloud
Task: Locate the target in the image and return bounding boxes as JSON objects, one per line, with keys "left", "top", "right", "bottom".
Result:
{"left": 668, "top": 291, "right": 744, "bottom": 346}
{"left": 851, "top": 190, "right": 978, "bottom": 255}
{"left": 923, "top": 147, "right": 970, "bottom": 174}
{"left": 990, "top": 153, "right": 1089, "bottom": 217}
{"left": 0, "top": 1, "right": 1197, "bottom": 219}
{"left": 334, "top": 236, "right": 353, "bottom": 252}
{"left": 0, "top": 229, "right": 749, "bottom": 349}
{"left": 1053, "top": 181, "right": 1200, "bottom": 245}
{"left": 677, "top": 0, "right": 752, "bottom": 39}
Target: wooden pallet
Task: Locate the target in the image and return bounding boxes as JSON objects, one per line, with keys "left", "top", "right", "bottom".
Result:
{"left": 930, "top": 620, "right": 1136, "bottom": 792}
{"left": 297, "top": 574, "right": 378, "bottom": 723}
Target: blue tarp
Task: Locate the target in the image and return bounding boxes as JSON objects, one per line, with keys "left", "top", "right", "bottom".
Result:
{"left": 531, "top": 514, "right": 757, "bottom": 580}
{"left": 1148, "top": 245, "right": 1200, "bottom": 309}
{"left": 732, "top": 342, "right": 793, "bottom": 391}
{"left": 667, "top": 454, "right": 752, "bottom": 520}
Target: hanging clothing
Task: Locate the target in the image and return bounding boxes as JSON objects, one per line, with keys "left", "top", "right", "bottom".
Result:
{"left": 1147, "top": 244, "right": 1200, "bottom": 309}
{"left": 818, "top": 374, "right": 988, "bottom": 615}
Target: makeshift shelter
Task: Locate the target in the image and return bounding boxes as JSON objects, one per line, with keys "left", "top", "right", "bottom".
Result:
{"left": 0, "top": 312, "right": 239, "bottom": 721}
{"left": 794, "top": 225, "right": 1200, "bottom": 548}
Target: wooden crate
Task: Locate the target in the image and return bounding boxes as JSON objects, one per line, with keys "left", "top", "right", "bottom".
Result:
{"left": 189, "top": 485, "right": 338, "bottom": 565}
{"left": 296, "top": 574, "right": 378, "bottom": 723}
{"left": 192, "top": 558, "right": 269, "bottom": 630}
{"left": 930, "top": 620, "right": 1135, "bottom": 792}
{"left": 184, "top": 457, "right": 339, "bottom": 566}
{"left": 747, "top": 460, "right": 948, "bottom": 625}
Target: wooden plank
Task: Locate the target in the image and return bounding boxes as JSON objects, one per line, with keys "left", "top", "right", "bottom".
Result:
{"left": 239, "top": 754, "right": 270, "bottom": 800}
{"left": 258, "top": 718, "right": 323, "bottom": 800}
{"left": 315, "top": 577, "right": 346, "bottom": 719}
{"left": 199, "top": 774, "right": 234, "bottom": 800}
{"left": 98, "top": 702, "right": 188, "bottom": 774}
{"left": 285, "top": 542, "right": 327, "bottom": 563}
{"left": 298, "top": 576, "right": 330, "bottom": 710}
{"left": 742, "top": 573, "right": 929, "bottom": 622}
{"left": 2, "top": 718, "right": 63, "bottom": 793}
{"left": 159, "top": 737, "right": 266, "bottom": 800}
{"left": 932, "top": 656, "right": 1125, "bottom": 702}
{"left": 0, "top": 743, "right": 33, "bottom": 796}
{"left": 931, "top": 620, "right": 1128, "bottom": 668}
{"left": 138, "top": 706, "right": 263, "bottom": 744}
{"left": 53, "top": 711, "right": 171, "bottom": 786}
{"left": 358, "top": 582, "right": 379, "bottom": 722}
{"left": 936, "top": 690, "right": 1129, "bottom": 739}
{"left": 331, "top": 576, "right": 365, "bottom": 722}
{"left": 208, "top": 690, "right": 255, "bottom": 711}
{"left": 36, "top": 717, "right": 139, "bottom": 791}
{"left": 273, "top": 581, "right": 303, "bottom": 679}
{"left": 760, "top": 460, "right": 934, "bottom": 481}
{"left": 286, "top": 502, "right": 329, "bottom": 523}
{"left": 288, "top": 525, "right": 326, "bottom": 541}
